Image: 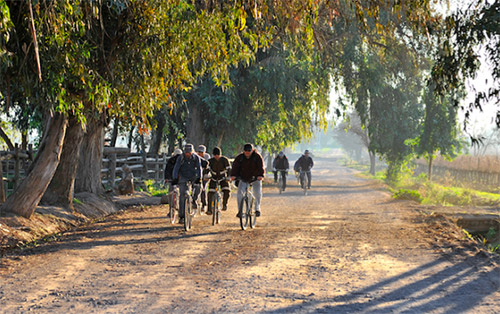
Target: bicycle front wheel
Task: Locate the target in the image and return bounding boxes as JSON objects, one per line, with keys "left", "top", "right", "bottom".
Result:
{"left": 302, "top": 174, "right": 308, "bottom": 195}
{"left": 239, "top": 197, "right": 249, "bottom": 230}
{"left": 249, "top": 197, "right": 256, "bottom": 229}
{"left": 214, "top": 193, "right": 221, "bottom": 225}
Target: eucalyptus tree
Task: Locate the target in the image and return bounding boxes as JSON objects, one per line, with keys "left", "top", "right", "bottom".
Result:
{"left": 0, "top": 0, "right": 269, "bottom": 217}
{"left": 0, "top": 0, "right": 445, "bottom": 217}
{"left": 431, "top": 0, "right": 500, "bottom": 130}
{"left": 413, "top": 86, "right": 462, "bottom": 180}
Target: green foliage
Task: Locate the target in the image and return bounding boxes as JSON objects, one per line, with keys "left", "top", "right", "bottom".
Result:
{"left": 431, "top": 1, "right": 500, "bottom": 129}
{"left": 394, "top": 189, "right": 422, "bottom": 203}
{"left": 144, "top": 179, "right": 168, "bottom": 197}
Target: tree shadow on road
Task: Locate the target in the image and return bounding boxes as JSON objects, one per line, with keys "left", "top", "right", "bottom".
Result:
{"left": 260, "top": 255, "right": 499, "bottom": 313}
{"left": 10, "top": 216, "right": 240, "bottom": 257}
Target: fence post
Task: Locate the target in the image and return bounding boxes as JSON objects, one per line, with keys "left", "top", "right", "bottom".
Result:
{"left": 13, "top": 143, "right": 20, "bottom": 190}
{"left": 155, "top": 155, "right": 159, "bottom": 181}
{"left": 0, "top": 159, "right": 5, "bottom": 203}
{"left": 109, "top": 153, "right": 117, "bottom": 188}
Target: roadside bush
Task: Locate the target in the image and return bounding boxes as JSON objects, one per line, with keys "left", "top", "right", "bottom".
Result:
{"left": 394, "top": 189, "right": 423, "bottom": 203}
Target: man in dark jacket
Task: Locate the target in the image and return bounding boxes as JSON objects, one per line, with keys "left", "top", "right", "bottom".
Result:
{"left": 294, "top": 149, "right": 314, "bottom": 189}
{"left": 272, "top": 151, "right": 289, "bottom": 190}
{"left": 230, "top": 143, "right": 265, "bottom": 217}
{"left": 172, "top": 144, "right": 203, "bottom": 222}
{"left": 206, "top": 146, "right": 231, "bottom": 214}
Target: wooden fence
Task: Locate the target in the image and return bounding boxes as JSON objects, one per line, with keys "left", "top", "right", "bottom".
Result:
{"left": 101, "top": 147, "right": 169, "bottom": 187}
{"left": 0, "top": 146, "right": 169, "bottom": 200}
{"left": 414, "top": 162, "right": 500, "bottom": 191}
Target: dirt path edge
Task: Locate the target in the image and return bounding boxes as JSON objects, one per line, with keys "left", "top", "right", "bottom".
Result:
{"left": 0, "top": 191, "right": 160, "bottom": 253}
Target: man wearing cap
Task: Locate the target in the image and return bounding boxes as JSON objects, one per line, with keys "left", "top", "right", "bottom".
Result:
{"left": 230, "top": 143, "right": 265, "bottom": 217}
{"left": 172, "top": 144, "right": 203, "bottom": 222}
{"left": 273, "top": 151, "right": 289, "bottom": 191}
{"left": 207, "top": 146, "right": 231, "bottom": 214}
{"left": 164, "top": 149, "right": 183, "bottom": 214}
{"left": 294, "top": 150, "right": 314, "bottom": 189}
{"left": 196, "top": 145, "right": 210, "bottom": 212}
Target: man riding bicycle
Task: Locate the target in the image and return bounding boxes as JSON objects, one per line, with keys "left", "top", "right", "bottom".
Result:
{"left": 164, "top": 148, "right": 183, "bottom": 214}
{"left": 196, "top": 145, "right": 210, "bottom": 213}
{"left": 172, "top": 144, "right": 203, "bottom": 223}
{"left": 294, "top": 149, "right": 314, "bottom": 189}
{"left": 230, "top": 143, "right": 265, "bottom": 217}
{"left": 206, "top": 146, "right": 231, "bottom": 215}
{"left": 273, "top": 151, "right": 289, "bottom": 191}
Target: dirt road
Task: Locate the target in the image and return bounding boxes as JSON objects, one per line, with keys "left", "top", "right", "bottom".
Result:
{"left": 1, "top": 155, "right": 499, "bottom": 313}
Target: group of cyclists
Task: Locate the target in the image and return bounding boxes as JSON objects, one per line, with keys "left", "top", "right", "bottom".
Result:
{"left": 164, "top": 142, "right": 313, "bottom": 224}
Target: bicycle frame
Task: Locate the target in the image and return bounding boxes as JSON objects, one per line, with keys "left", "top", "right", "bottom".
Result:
{"left": 209, "top": 177, "right": 226, "bottom": 225}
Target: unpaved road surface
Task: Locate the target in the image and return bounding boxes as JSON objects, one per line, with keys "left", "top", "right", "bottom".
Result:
{"left": 1, "top": 155, "right": 499, "bottom": 313}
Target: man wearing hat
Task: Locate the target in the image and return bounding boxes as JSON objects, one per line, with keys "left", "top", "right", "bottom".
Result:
{"left": 207, "top": 146, "right": 231, "bottom": 214}
{"left": 196, "top": 145, "right": 210, "bottom": 212}
{"left": 230, "top": 143, "right": 265, "bottom": 217}
{"left": 294, "top": 149, "right": 314, "bottom": 189}
{"left": 273, "top": 151, "right": 289, "bottom": 191}
{"left": 172, "top": 144, "right": 203, "bottom": 222}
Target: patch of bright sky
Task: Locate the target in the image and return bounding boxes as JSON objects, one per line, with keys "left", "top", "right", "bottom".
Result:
{"left": 439, "top": 0, "right": 499, "bottom": 138}
{"left": 327, "top": 0, "right": 499, "bottom": 138}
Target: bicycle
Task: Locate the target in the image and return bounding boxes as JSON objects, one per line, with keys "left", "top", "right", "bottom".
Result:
{"left": 181, "top": 180, "right": 199, "bottom": 231}
{"left": 236, "top": 177, "right": 257, "bottom": 230}
{"left": 299, "top": 169, "right": 310, "bottom": 195}
{"left": 276, "top": 169, "right": 286, "bottom": 194}
{"left": 168, "top": 184, "right": 179, "bottom": 224}
{"left": 208, "top": 177, "right": 227, "bottom": 225}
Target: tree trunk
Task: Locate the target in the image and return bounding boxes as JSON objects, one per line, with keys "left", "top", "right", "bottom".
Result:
{"left": 75, "top": 117, "right": 105, "bottom": 194}
{"left": 0, "top": 113, "right": 68, "bottom": 218}
{"left": 186, "top": 103, "right": 205, "bottom": 147}
{"left": 149, "top": 113, "right": 166, "bottom": 154}
{"left": 41, "top": 116, "right": 84, "bottom": 209}
{"left": 369, "top": 150, "right": 376, "bottom": 175}
{"left": 110, "top": 117, "right": 119, "bottom": 147}
{"left": 127, "top": 125, "right": 134, "bottom": 150}
{"left": 428, "top": 154, "right": 434, "bottom": 181}
{"left": 0, "top": 125, "right": 14, "bottom": 151}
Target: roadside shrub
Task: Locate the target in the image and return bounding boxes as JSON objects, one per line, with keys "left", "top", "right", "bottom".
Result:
{"left": 394, "top": 189, "right": 423, "bottom": 203}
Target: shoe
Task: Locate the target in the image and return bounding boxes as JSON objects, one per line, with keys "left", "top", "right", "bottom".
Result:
{"left": 192, "top": 202, "right": 198, "bottom": 209}
{"left": 255, "top": 210, "right": 261, "bottom": 217}
{"left": 308, "top": 186, "right": 311, "bottom": 189}
{"left": 179, "top": 218, "right": 185, "bottom": 224}
{"left": 236, "top": 212, "right": 242, "bottom": 218}
{"left": 206, "top": 210, "right": 212, "bottom": 215}
{"left": 222, "top": 205, "right": 227, "bottom": 211}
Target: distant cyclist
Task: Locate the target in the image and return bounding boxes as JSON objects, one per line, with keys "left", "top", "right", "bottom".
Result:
{"left": 273, "top": 151, "right": 289, "bottom": 191}
{"left": 172, "top": 144, "right": 203, "bottom": 223}
{"left": 206, "top": 146, "right": 231, "bottom": 215}
{"left": 294, "top": 150, "right": 314, "bottom": 189}
{"left": 230, "top": 143, "right": 265, "bottom": 217}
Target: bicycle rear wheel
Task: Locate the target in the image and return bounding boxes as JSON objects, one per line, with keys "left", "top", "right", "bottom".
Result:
{"left": 249, "top": 197, "right": 256, "bottom": 229}
{"left": 278, "top": 176, "right": 283, "bottom": 194}
{"left": 184, "top": 198, "right": 192, "bottom": 231}
{"left": 239, "top": 197, "right": 249, "bottom": 230}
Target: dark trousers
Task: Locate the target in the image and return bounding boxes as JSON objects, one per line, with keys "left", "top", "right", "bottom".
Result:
{"left": 274, "top": 170, "right": 287, "bottom": 189}
{"left": 207, "top": 179, "right": 230, "bottom": 208}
